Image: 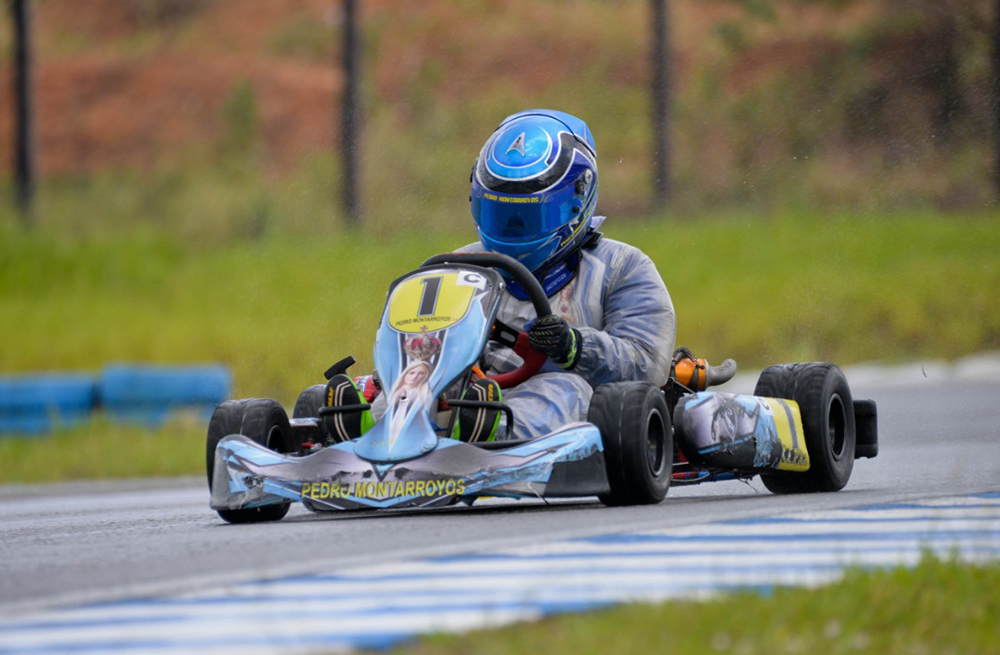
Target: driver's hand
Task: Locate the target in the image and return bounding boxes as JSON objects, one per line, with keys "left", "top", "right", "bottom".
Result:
{"left": 527, "top": 314, "right": 581, "bottom": 370}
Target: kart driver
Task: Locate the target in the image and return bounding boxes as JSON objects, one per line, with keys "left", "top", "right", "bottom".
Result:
{"left": 341, "top": 109, "right": 676, "bottom": 443}
{"left": 457, "top": 108, "right": 677, "bottom": 440}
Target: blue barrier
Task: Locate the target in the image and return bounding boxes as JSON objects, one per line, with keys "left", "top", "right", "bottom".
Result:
{"left": 0, "top": 365, "right": 232, "bottom": 435}
{"left": 0, "top": 374, "right": 98, "bottom": 435}
{"left": 99, "top": 364, "right": 232, "bottom": 427}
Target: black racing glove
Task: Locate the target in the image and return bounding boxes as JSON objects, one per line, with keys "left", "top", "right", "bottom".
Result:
{"left": 527, "top": 314, "right": 581, "bottom": 369}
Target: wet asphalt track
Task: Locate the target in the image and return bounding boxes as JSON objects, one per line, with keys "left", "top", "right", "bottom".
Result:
{"left": 2, "top": 361, "right": 999, "bottom": 616}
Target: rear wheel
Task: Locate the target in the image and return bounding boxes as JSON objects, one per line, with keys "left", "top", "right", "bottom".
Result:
{"left": 588, "top": 382, "right": 672, "bottom": 506}
{"left": 755, "top": 363, "right": 856, "bottom": 494}
{"left": 292, "top": 384, "right": 325, "bottom": 419}
{"left": 290, "top": 384, "right": 328, "bottom": 447}
{"left": 206, "top": 399, "right": 293, "bottom": 523}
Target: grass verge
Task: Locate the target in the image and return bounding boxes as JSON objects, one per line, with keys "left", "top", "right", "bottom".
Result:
{"left": 381, "top": 555, "right": 1000, "bottom": 655}
{"left": 0, "top": 415, "right": 206, "bottom": 484}
{"left": 1, "top": 209, "right": 998, "bottom": 483}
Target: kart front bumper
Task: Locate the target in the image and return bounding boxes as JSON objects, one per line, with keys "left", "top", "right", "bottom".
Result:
{"left": 211, "top": 422, "right": 609, "bottom": 512}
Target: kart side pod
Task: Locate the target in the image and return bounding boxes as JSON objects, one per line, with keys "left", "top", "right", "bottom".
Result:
{"left": 673, "top": 392, "right": 812, "bottom": 473}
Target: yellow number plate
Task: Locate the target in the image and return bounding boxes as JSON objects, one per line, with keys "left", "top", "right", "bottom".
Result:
{"left": 387, "top": 271, "right": 480, "bottom": 334}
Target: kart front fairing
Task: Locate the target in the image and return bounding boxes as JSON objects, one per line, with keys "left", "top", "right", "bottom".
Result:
{"left": 211, "top": 262, "right": 610, "bottom": 512}
{"left": 359, "top": 264, "right": 503, "bottom": 462}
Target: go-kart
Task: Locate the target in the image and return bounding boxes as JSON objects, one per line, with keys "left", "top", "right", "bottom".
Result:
{"left": 207, "top": 253, "right": 878, "bottom": 523}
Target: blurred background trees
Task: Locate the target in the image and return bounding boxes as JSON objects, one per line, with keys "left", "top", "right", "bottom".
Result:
{"left": 2, "top": 0, "right": 996, "bottom": 239}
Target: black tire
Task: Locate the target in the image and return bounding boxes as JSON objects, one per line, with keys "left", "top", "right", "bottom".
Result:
{"left": 293, "top": 384, "right": 326, "bottom": 419}
{"left": 588, "top": 382, "right": 672, "bottom": 506}
{"left": 206, "top": 398, "right": 294, "bottom": 523}
{"left": 755, "top": 363, "right": 856, "bottom": 494}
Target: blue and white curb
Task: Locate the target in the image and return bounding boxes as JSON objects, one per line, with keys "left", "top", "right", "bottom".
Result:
{"left": 1, "top": 491, "right": 998, "bottom": 655}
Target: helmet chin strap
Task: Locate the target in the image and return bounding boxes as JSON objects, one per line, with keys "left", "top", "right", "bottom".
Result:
{"left": 503, "top": 229, "right": 603, "bottom": 301}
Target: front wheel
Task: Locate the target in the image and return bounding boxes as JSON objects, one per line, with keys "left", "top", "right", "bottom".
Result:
{"left": 206, "top": 398, "right": 294, "bottom": 523}
{"left": 588, "top": 382, "right": 672, "bottom": 506}
{"left": 755, "top": 363, "right": 856, "bottom": 494}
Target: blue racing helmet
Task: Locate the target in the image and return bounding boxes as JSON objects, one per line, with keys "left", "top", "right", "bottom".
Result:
{"left": 470, "top": 109, "right": 599, "bottom": 275}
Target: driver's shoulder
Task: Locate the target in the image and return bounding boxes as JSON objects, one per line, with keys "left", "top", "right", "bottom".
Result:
{"left": 585, "top": 237, "right": 656, "bottom": 282}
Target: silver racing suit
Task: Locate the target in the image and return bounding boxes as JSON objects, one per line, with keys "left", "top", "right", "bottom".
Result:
{"left": 458, "top": 235, "right": 676, "bottom": 440}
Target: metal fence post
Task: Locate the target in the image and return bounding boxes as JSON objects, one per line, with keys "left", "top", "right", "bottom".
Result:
{"left": 650, "top": 0, "right": 671, "bottom": 209}
{"left": 342, "top": 0, "right": 361, "bottom": 226}
{"left": 12, "top": 0, "right": 36, "bottom": 221}
{"left": 993, "top": 0, "right": 1000, "bottom": 204}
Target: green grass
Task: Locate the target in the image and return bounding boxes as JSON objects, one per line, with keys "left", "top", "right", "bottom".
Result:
{"left": 0, "top": 415, "right": 207, "bottom": 484}
{"left": 616, "top": 209, "right": 1000, "bottom": 365}
{"left": 1, "top": 208, "right": 998, "bottom": 483}
{"left": 380, "top": 556, "right": 1000, "bottom": 655}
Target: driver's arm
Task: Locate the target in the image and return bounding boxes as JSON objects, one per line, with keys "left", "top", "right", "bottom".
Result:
{"left": 573, "top": 245, "right": 675, "bottom": 388}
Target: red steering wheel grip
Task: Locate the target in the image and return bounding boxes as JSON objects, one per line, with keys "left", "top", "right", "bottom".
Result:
{"left": 489, "top": 331, "right": 547, "bottom": 389}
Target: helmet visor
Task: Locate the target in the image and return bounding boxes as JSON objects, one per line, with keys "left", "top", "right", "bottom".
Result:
{"left": 471, "top": 183, "right": 577, "bottom": 243}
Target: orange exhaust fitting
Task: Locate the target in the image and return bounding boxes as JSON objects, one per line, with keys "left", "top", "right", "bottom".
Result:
{"left": 673, "top": 357, "right": 708, "bottom": 391}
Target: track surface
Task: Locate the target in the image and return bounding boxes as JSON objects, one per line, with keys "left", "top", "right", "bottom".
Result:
{"left": 2, "top": 367, "right": 999, "bottom": 616}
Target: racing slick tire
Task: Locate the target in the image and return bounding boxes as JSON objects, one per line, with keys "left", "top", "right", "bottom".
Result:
{"left": 206, "top": 398, "right": 295, "bottom": 524}
{"left": 289, "top": 384, "right": 330, "bottom": 449}
{"left": 589, "top": 382, "right": 672, "bottom": 506}
{"left": 292, "top": 385, "right": 326, "bottom": 419}
{"left": 755, "top": 363, "right": 856, "bottom": 494}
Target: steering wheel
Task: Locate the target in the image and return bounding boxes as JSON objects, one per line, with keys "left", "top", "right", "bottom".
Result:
{"left": 420, "top": 252, "right": 551, "bottom": 389}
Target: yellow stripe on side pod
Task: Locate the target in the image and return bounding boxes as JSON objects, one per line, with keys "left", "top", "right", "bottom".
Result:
{"left": 760, "top": 397, "right": 810, "bottom": 472}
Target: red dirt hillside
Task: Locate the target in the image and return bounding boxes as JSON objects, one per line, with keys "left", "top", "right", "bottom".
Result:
{"left": 0, "top": 0, "right": 342, "bottom": 174}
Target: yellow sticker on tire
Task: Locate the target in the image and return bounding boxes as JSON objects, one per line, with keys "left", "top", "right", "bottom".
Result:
{"left": 761, "top": 397, "right": 810, "bottom": 471}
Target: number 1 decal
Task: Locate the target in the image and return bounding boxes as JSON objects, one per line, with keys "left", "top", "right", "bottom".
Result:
{"left": 417, "top": 276, "right": 442, "bottom": 316}
{"left": 388, "top": 271, "right": 479, "bottom": 333}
